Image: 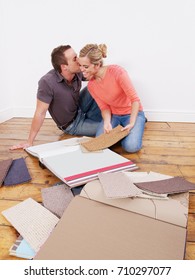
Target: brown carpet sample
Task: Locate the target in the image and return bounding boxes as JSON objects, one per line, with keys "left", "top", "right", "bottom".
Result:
{"left": 80, "top": 125, "right": 129, "bottom": 151}
{"left": 135, "top": 176, "right": 195, "bottom": 194}
{"left": 0, "top": 158, "right": 13, "bottom": 186}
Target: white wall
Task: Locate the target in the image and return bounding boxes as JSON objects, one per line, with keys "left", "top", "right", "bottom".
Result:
{"left": 0, "top": 0, "right": 13, "bottom": 122}
{"left": 0, "top": 0, "right": 195, "bottom": 123}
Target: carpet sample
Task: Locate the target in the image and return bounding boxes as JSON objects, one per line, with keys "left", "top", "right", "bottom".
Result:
{"left": 2, "top": 198, "right": 59, "bottom": 252}
{"left": 0, "top": 158, "right": 13, "bottom": 186}
{"left": 98, "top": 172, "right": 142, "bottom": 198}
{"left": 3, "top": 157, "right": 31, "bottom": 186}
{"left": 9, "top": 235, "right": 36, "bottom": 259}
{"left": 41, "top": 184, "right": 74, "bottom": 218}
{"left": 134, "top": 176, "right": 195, "bottom": 194}
{"left": 80, "top": 125, "right": 129, "bottom": 151}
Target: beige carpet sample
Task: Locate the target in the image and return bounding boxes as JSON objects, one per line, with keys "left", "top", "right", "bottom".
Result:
{"left": 98, "top": 172, "right": 142, "bottom": 198}
{"left": 2, "top": 198, "right": 59, "bottom": 252}
{"left": 80, "top": 125, "right": 129, "bottom": 151}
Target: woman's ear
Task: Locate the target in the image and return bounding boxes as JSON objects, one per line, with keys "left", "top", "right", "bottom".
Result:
{"left": 94, "top": 62, "right": 101, "bottom": 70}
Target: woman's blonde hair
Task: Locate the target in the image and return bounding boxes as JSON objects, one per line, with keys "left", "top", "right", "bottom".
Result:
{"left": 79, "top": 44, "right": 107, "bottom": 66}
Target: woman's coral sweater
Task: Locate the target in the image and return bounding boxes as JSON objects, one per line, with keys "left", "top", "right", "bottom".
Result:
{"left": 88, "top": 65, "right": 143, "bottom": 115}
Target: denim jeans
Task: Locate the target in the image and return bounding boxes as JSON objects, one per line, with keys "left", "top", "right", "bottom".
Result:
{"left": 96, "top": 111, "right": 146, "bottom": 153}
{"left": 63, "top": 87, "right": 102, "bottom": 137}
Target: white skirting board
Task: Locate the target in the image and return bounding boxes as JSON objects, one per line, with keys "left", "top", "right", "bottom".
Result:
{"left": 0, "top": 107, "right": 51, "bottom": 123}
{"left": 0, "top": 107, "right": 194, "bottom": 123}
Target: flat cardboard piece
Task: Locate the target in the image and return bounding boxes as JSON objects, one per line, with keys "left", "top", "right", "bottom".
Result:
{"left": 2, "top": 198, "right": 59, "bottom": 252}
{"left": 0, "top": 158, "right": 13, "bottom": 186}
{"left": 80, "top": 179, "right": 189, "bottom": 228}
{"left": 34, "top": 196, "right": 186, "bottom": 260}
{"left": 80, "top": 125, "right": 129, "bottom": 151}
{"left": 124, "top": 171, "right": 173, "bottom": 182}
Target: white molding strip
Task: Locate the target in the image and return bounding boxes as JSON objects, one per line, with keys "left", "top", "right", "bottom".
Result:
{"left": 145, "top": 110, "right": 195, "bottom": 123}
{"left": 0, "top": 107, "right": 13, "bottom": 123}
{"left": 12, "top": 107, "right": 51, "bottom": 118}
{"left": 0, "top": 107, "right": 194, "bottom": 123}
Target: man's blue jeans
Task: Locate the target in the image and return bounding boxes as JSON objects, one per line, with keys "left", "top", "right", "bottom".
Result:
{"left": 63, "top": 87, "right": 102, "bottom": 137}
{"left": 96, "top": 111, "right": 146, "bottom": 153}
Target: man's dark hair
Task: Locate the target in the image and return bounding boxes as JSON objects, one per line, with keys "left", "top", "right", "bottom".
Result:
{"left": 51, "top": 45, "right": 71, "bottom": 72}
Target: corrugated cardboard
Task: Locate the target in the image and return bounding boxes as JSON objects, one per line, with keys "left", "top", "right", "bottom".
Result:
{"left": 34, "top": 196, "right": 186, "bottom": 260}
{"left": 80, "top": 179, "right": 189, "bottom": 228}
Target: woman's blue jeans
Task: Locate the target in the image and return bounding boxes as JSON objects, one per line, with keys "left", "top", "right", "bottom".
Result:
{"left": 96, "top": 111, "right": 146, "bottom": 153}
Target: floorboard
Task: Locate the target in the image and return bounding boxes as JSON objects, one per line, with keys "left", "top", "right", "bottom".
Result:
{"left": 0, "top": 118, "right": 195, "bottom": 260}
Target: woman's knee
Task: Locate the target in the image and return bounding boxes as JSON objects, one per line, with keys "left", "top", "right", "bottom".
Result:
{"left": 121, "top": 140, "right": 142, "bottom": 153}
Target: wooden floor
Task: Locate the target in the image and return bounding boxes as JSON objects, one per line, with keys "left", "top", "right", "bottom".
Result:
{"left": 0, "top": 118, "right": 195, "bottom": 260}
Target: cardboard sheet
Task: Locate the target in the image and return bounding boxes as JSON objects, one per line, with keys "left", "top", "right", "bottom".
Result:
{"left": 80, "top": 125, "right": 129, "bottom": 151}
{"left": 41, "top": 184, "right": 74, "bottom": 218}
{"left": 80, "top": 179, "right": 189, "bottom": 227}
{"left": 0, "top": 158, "right": 13, "bottom": 186}
{"left": 2, "top": 198, "right": 59, "bottom": 252}
{"left": 124, "top": 171, "right": 173, "bottom": 182}
{"left": 34, "top": 196, "right": 186, "bottom": 260}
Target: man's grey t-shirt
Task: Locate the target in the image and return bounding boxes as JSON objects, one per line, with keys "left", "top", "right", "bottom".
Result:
{"left": 37, "top": 69, "right": 82, "bottom": 127}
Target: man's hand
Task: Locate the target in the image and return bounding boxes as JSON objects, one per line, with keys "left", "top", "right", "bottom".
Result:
{"left": 9, "top": 142, "right": 31, "bottom": 150}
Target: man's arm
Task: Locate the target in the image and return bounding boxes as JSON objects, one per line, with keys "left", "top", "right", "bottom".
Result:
{"left": 9, "top": 99, "right": 49, "bottom": 150}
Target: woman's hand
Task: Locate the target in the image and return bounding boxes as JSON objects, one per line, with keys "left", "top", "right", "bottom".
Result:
{"left": 121, "top": 123, "right": 134, "bottom": 133}
{"left": 104, "top": 122, "right": 112, "bottom": 133}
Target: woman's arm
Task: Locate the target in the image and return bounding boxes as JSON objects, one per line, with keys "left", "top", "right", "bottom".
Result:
{"left": 121, "top": 101, "right": 140, "bottom": 132}
{"left": 101, "top": 109, "right": 112, "bottom": 133}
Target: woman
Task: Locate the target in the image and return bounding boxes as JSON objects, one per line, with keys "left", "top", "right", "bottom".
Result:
{"left": 79, "top": 44, "right": 146, "bottom": 153}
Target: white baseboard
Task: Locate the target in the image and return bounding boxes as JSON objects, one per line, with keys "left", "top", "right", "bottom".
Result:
{"left": 0, "top": 107, "right": 13, "bottom": 123}
{"left": 145, "top": 110, "right": 195, "bottom": 123}
{"left": 12, "top": 107, "right": 51, "bottom": 118}
{"left": 0, "top": 107, "right": 51, "bottom": 123}
{"left": 0, "top": 107, "right": 194, "bottom": 123}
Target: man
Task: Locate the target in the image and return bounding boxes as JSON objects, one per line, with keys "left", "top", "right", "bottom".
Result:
{"left": 10, "top": 45, "right": 102, "bottom": 150}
